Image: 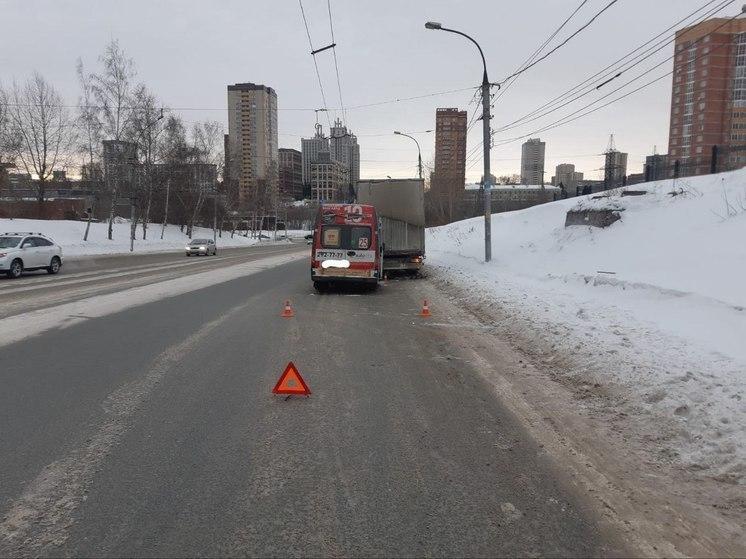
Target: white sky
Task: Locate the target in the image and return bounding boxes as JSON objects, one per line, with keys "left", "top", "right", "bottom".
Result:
{"left": 1, "top": 0, "right": 738, "bottom": 181}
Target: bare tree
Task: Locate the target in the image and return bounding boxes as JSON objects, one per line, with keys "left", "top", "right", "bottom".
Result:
{"left": 91, "top": 39, "right": 137, "bottom": 239}
{"left": 5, "top": 73, "right": 75, "bottom": 215}
{"left": 76, "top": 59, "right": 103, "bottom": 240}
{"left": 0, "top": 85, "right": 11, "bottom": 161}
{"left": 158, "top": 115, "right": 189, "bottom": 238}
{"left": 192, "top": 121, "right": 224, "bottom": 175}
{"left": 127, "top": 84, "right": 164, "bottom": 240}
{"left": 192, "top": 120, "right": 224, "bottom": 237}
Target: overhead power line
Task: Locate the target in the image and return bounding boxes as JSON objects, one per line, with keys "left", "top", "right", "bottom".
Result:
{"left": 497, "top": 0, "right": 621, "bottom": 85}
{"left": 299, "top": 0, "right": 332, "bottom": 128}
{"left": 327, "top": 0, "right": 347, "bottom": 126}
{"left": 494, "top": 0, "right": 733, "bottom": 133}
{"left": 494, "top": 0, "right": 590, "bottom": 105}
{"left": 464, "top": 0, "right": 735, "bottom": 171}
{"left": 490, "top": 9, "right": 744, "bottom": 149}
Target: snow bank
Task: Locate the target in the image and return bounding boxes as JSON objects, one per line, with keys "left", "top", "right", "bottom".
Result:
{"left": 428, "top": 168, "right": 746, "bottom": 483}
{"left": 0, "top": 218, "right": 309, "bottom": 258}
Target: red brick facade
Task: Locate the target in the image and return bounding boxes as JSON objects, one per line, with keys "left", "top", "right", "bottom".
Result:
{"left": 668, "top": 17, "right": 746, "bottom": 176}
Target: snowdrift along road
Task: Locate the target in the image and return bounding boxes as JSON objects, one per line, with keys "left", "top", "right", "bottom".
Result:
{"left": 428, "top": 169, "right": 746, "bottom": 484}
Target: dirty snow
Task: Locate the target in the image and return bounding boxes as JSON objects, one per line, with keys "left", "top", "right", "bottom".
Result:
{"left": 427, "top": 168, "right": 746, "bottom": 483}
{"left": 0, "top": 218, "right": 309, "bottom": 258}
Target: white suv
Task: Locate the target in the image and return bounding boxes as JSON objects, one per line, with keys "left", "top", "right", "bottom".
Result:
{"left": 0, "top": 233, "right": 63, "bottom": 279}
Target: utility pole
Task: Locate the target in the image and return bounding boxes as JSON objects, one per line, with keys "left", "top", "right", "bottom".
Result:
{"left": 481, "top": 68, "right": 492, "bottom": 262}
{"left": 426, "top": 21, "right": 492, "bottom": 262}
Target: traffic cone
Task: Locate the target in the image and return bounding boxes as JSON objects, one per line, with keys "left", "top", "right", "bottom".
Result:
{"left": 281, "top": 300, "right": 295, "bottom": 318}
{"left": 419, "top": 299, "right": 432, "bottom": 317}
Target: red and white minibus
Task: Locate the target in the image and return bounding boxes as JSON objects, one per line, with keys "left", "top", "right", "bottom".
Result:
{"left": 310, "top": 204, "right": 382, "bottom": 291}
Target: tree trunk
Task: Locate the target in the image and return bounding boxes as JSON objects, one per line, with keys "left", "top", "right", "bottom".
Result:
{"left": 160, "top": 178, "right": 170, "bottom": 240}
{"left": 142, "top": 187, "right": 152, "bottom": 240}
{"left": 83, "top": 199, "right": 95, "bottom": 241}
{"left": 129, "top": 201, "right": 137, "bottom": 252}
{"left": 108, "top": 179, "right": 118, "bottom": 240}
{"left": 36, "top": 179, "right": 46, "bottom": 219}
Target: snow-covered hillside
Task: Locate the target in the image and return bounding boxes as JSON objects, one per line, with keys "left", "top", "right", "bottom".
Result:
{"left": 428, "top": 169, "right": 746, "bottom": 483}
{"left": 0, "top": 218, "right": 307, "bottom": 257}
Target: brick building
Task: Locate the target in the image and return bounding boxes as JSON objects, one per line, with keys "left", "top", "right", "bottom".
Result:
{"left": 668, "top": 15, "right": 746, "bottom": 176}
{"left": 430, "top": 108, "right": 467, "bottom": 223}
{"left": 278, "top": 148, "right": 302, "bottom": 200}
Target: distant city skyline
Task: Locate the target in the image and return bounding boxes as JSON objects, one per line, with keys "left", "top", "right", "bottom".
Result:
{"left": 1, "top": 0, "right": 739, "bottom": 182}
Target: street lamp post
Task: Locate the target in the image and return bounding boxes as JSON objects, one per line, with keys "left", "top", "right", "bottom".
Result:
{"left": 425, "top": 21, "right": 492, "bottom": 262}
{"left": 393, "top": 131, "right": 427, "bottom": 179}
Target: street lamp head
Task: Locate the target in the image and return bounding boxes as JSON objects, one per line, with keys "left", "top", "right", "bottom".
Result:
{"left": 393, "top": 130, "right": 402, "bottom": 135}
{"left": 425, "top": 21, "right": 442, "bottom": 30}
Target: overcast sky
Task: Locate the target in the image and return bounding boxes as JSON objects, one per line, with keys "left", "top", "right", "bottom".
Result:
{"left": 1, "top": 0, "right": 738, "bottom": 181}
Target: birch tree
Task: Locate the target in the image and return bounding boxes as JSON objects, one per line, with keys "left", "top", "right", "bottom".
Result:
{"left": 127, "top": 84, "right": 164, "bottom": 239}
{"left": 5, "top": 73, "right": 75, "bottom": 214}
{"left": 91, "top": 40, "right": 136, "bottom": 239}
{"left": 76, "top": 59, "right": 102, "bottom": 240}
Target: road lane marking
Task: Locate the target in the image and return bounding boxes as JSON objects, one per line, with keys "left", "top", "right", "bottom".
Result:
{"left": 0, "top": 252, "right": 305, "bottom": 349}
{"left": 0, "top": 247, "right": 304, "bottom": 295}
{"left": 0, "top": 300, "right": 253, "bottom": 555}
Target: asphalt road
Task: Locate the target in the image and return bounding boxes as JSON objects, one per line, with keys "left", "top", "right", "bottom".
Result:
{"left": 0, "top": 242, "right": 304, "bottom": 319}
{"left": 0, "top": 249, "right": 626, "bottom": 557}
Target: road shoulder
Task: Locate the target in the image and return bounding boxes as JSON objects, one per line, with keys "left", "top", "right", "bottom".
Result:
{"left": 420, "top": 270, "right": 746, "bottom": 557}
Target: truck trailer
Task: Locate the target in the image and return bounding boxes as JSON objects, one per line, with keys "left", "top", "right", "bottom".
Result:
{"left": 355, "top": 179, "right": 425, "bottom": 275}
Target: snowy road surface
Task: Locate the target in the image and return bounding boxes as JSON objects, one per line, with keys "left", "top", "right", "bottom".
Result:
{"left": 0, "top": 250, "right": 629, "bottom": 557}
{"left": 0, "top": 242, "right": 743, "bottom": 556}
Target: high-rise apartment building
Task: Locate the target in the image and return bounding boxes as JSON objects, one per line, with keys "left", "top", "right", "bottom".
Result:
{"left": 669, "top": 15, "right": 746, "bottom": 175}
{"left": 644, "top": 153, "right": 669, "bottom": 181}
{"left": 278, "top": 148, "right": 303, "bottom": 200}
{"left": 301, "top": 123, "right": 329, "bottom": 193}
{"left": 431, "top": 108, "right": 467, "bottom": 208}
{"left": 521, "top": 138, "right": 546, "bottom": 185}
{"left": 310, "top": 152, "right": 349, "bottom": 202}
{"left": 604, "top": 150, "right": 628, "bottom": 189}
{"left": 226, "top": 83, "right": 278, "bottom": 208}
{"left": 554, "top": 163, "right": 583, "bottom": 195}
{"left": 330, "top": 118, "right": 360, "bottom": 190}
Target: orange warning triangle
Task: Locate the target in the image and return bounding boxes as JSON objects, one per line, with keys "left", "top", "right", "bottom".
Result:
{"left": 272, "top": 361, "right": 311, "bottom": 395}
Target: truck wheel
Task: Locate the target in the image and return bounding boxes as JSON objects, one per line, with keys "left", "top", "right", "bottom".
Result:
{"left": 313, "top": 281, "right": 326, "bottom": 293}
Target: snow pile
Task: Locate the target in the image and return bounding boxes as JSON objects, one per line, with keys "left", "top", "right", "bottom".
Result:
{"left": 0, "top": 218, "right": 309, "bottom": 257}
{"left": 428, "top": 169, "right": 746, "bottom": 483}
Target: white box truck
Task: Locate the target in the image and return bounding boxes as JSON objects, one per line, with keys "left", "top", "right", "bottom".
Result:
{"left": 355, "top": 179, "right": 425, "bottom": 275}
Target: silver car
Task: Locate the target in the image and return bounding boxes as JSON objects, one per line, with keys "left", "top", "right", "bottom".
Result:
{"left": 185, "top": 238, "right": 217, "bottom": 256}
{"left": 0, "top": 232, "right": 63, "bottom": 278}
